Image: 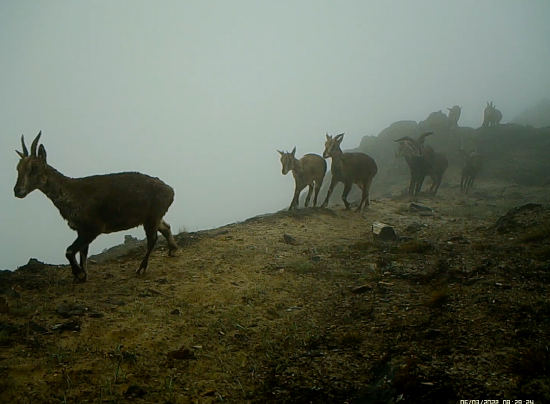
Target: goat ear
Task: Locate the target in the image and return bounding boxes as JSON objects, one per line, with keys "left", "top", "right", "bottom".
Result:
{"left": 447, "top": 108, "right": 452, "bottom": 111}
{"left": 291, "top": 147, "right": 296, "bottom": 156}
{"left": 277, "top": 150, "right": 284, "bottom": 156}
{"left": 38, "top": 144, "right": 47, "bottom": 161}
{"left": 325, "top": 133, "right": 330, "bottom": 140}
{"left": 16, "top": 150, "right": 25, "bottom": 159}
{"left": 335, "top": 133, "right": 344, "bottom": 142}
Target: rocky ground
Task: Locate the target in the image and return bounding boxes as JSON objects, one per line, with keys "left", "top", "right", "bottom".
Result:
{"left": 1, "top": 177, "right": 549, "bottom": 404}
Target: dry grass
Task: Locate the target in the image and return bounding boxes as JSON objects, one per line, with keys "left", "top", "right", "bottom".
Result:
{"left": 1, "top": 184, "right": 549, "bottom": 403}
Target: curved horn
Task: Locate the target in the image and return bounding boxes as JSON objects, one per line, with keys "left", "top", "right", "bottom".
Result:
{"left": 394, "top": 136, "right": 416, "bottom": 143}
{"left": 30, "top": 131, "right": 42, "bottom": 156}
{"left": 20, "top": 135, "right": 29, "bottom": 157}
{"left": 417, "top": 132, "right": 433, "bottom": 143}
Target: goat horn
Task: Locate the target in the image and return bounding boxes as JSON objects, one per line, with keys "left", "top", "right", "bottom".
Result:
{"left": 394, "top": 136, "right": 416, "bottom": 143}
{"left": 30, "top": 131, "right": 42, "bottom": 156}
{"left": 417, "top": 132, "right": 433, "bottom": 143}
{"left": 20, "top": 135, "right": 29, "bottom": 157}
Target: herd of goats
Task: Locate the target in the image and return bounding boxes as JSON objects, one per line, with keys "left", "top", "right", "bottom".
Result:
{"left": 12, "top": 103, "right": 502, "bottom": 282}
{"left": 278, "top": 102, "right": 501, "bottom": 213}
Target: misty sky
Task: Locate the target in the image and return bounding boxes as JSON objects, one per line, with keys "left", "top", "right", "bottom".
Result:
{"left": 1, "top": 1, "right": 549, "bottom": 270}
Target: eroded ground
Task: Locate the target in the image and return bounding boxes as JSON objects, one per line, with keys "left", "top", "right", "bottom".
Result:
{"left": 1, "top": 180, "right": 549, "bottom": 404}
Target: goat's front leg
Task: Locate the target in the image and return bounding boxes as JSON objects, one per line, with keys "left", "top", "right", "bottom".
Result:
{"left": 341, "top": 182, "right": 352, "bottom": 210}
{"left": 321, "top": 177, "right": 339, "bottom": 208}
{"left": 66, "top": 233, "right": 97, "bottom": 283}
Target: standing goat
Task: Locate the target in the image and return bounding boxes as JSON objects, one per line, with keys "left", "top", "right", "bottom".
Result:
{"left": 394, "top": 132, "right": 436, "bottom": 197}
{"left": 482, "top": 101, "right": 503, "bottom": 127}
{"left": 426, "top": 152, "right": 449, "bottom": 195}
{"left": 278, "top": 147, "right": 326, "bottom": 210}
{"left": 14, "top": 132, "right": 178, "bottom": 282}
{"left": 458, "top": 149, "right": 484, "bottom": 193}
{"left": 321, "top": 133, "right": 378, "bottom": 212}
{"left": 447, "top": 105, "right": 462, "bottom": 136}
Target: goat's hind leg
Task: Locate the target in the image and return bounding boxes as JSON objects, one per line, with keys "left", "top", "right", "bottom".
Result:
{"left": 66, "top": 232, "right": 97, "bottom": 283}
{"left": 137, "top": 220, "right": 160, "bottom": 275}
{"left": 304, "top": 183, "right": 314, "bottom": 207}
{"left": 158, "top": 219, "right": 178, "bottom": 257}
{"left": 357, "top": 178, "right": 373, "bottom": 212}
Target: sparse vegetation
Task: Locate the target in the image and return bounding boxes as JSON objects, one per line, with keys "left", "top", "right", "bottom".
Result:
{"left": 1, "top": 181, "right": 549, "bottom": 403}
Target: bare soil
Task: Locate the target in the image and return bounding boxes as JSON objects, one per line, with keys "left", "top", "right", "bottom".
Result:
{"left": 1, "top": 179, "right": 549, "bottom": 404}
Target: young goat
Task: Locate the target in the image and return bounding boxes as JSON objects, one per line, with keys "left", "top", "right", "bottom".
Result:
{"left": 321, "top": 133, "right": 378, "bottom": 212}
{"left": 394, "top": 132, "right": 436, "bottom": 197}
{"left": 14, "top": 132, "right": 178, "bottom": 282}
{"left": 458, "top": 149, "right": 484, "bottom": 193}
{"left": 447, "top": 105, "right": 462, "bottom": 136}
{"left": 482, "top": 101, "right": 503, "bottom": 127}
{"left": 278, "top": 147, "right": 326, "bottom": 210}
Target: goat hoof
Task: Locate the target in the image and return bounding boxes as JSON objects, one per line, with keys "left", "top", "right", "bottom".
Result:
{"left": 136, "top": 267, "right": 146, "bottom": 275}
{"left": 73, "top": 271, "right": 87, "bottom": 283}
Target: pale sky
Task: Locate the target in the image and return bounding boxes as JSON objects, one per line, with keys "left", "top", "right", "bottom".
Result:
{"left": 1, "top": 1, "right": 549, "bottom": 270}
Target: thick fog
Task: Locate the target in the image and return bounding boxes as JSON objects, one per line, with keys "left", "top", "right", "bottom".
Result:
{"left": 1, "top": 1, "right": 549, "bottom": 270}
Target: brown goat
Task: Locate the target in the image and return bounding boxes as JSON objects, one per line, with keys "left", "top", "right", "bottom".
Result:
{"left": 278, "top": 147, "right": 327, "bottom": 210}
{"left": 394, "top": 132, "right": 436, "bottom": 197}
{"left": 14, "top": 132, "right": 178, "bottom": 282}
{"left": 482, "top": 101, "right": 503, "bottom": 127}
{"left": 426, "top": 152, "right": 449, "bottom": 195}
{"left": 458, "top": 149, "right": 484, "bottom": 193}
{"left": 321, "top": 133, "right": 378, "bottom": 212}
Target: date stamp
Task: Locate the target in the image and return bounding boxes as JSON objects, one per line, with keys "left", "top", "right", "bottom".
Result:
{"left": 460, "top": 401, "right": 534, "bottom": 404}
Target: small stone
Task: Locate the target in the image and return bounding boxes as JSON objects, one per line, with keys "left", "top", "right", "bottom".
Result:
{"left": 282, "top": 234, "right": 299, "bottom": 245}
